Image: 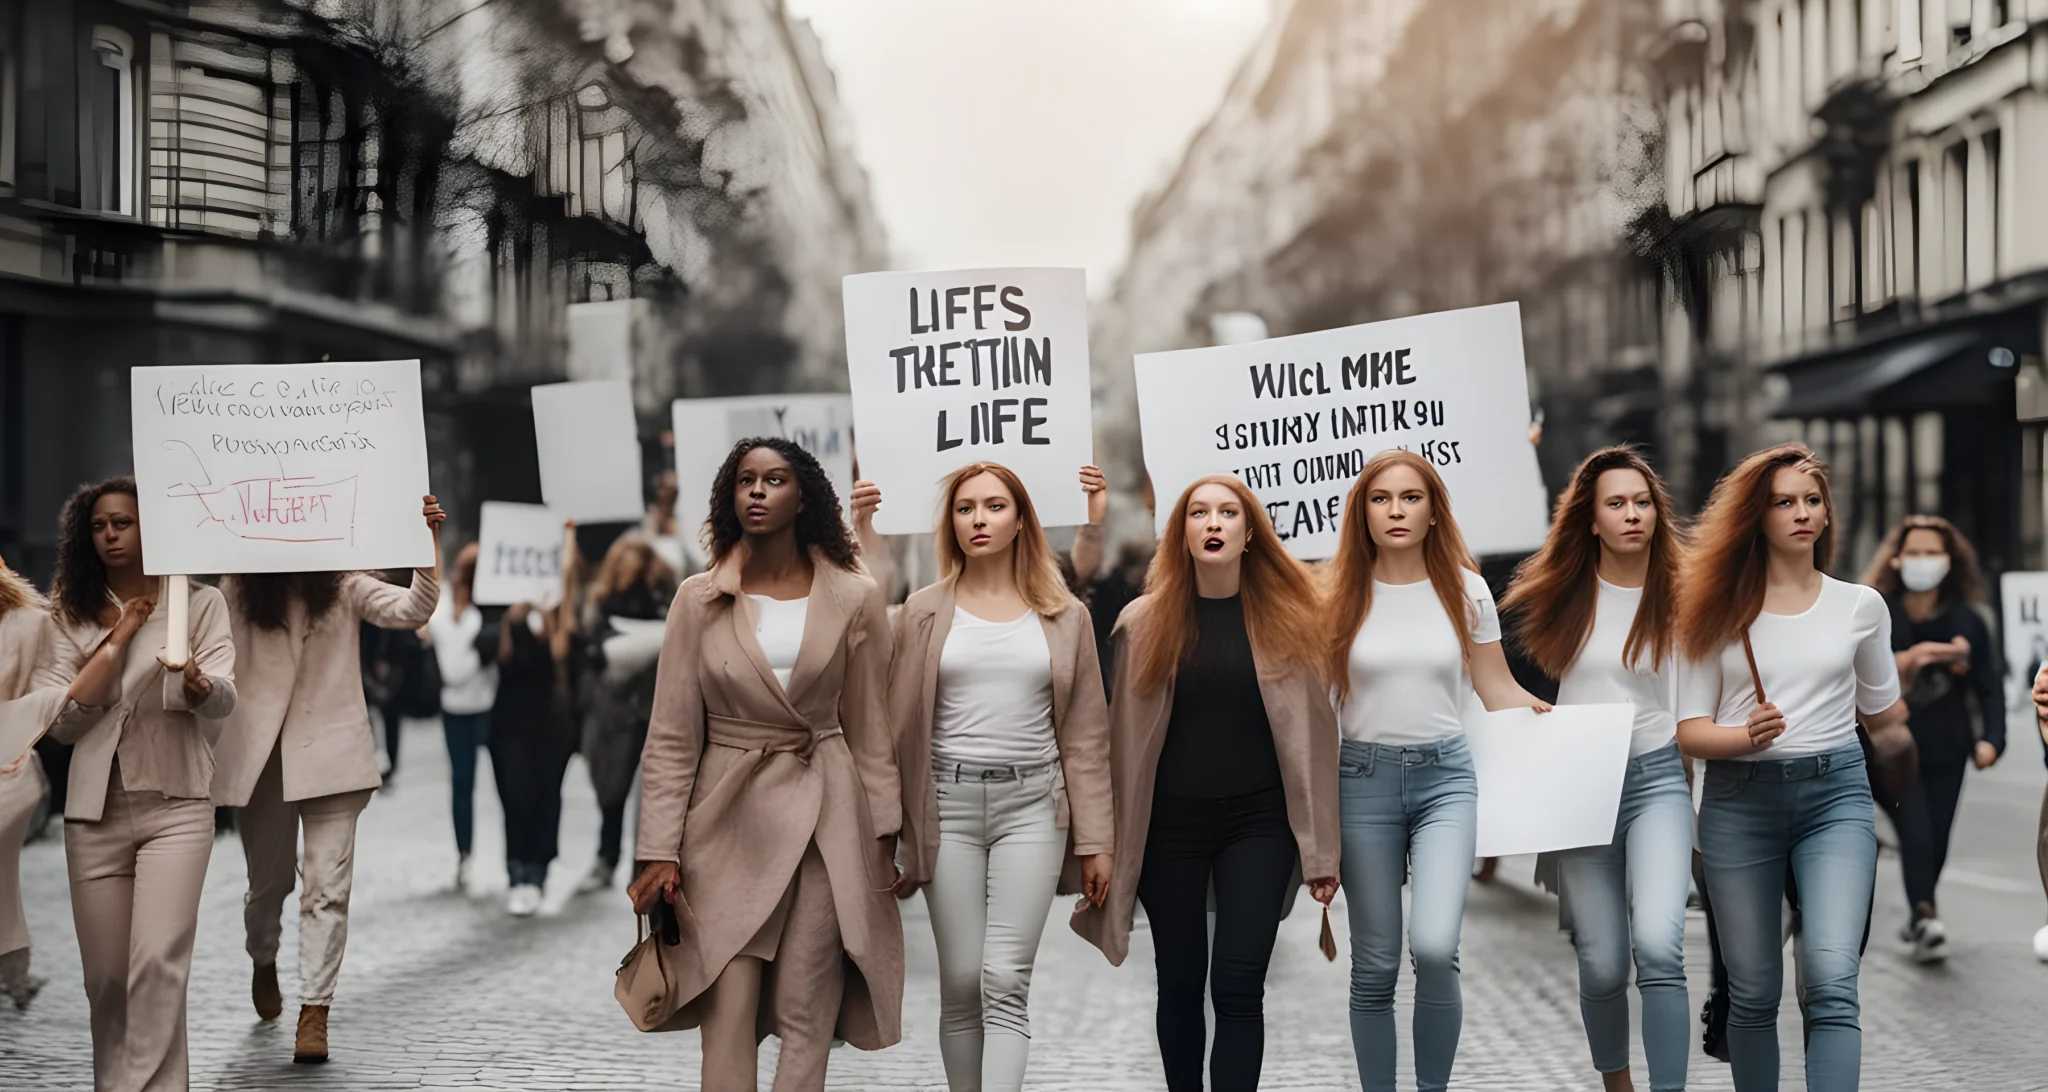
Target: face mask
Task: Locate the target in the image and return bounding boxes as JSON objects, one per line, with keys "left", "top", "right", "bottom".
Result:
{"left": 1899, "top": 555, "right": 1950, "bottom": 593}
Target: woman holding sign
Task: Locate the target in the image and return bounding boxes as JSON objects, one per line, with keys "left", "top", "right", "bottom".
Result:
{"left": 1502, "top": 447, "right": 1691, "bottom": 1092}
{"left": 41, "top": 476, "right": 237, "bottom": 1092}
{"left": 626, "top": 437, "right": 901, "bottom": 1092}
{"left": 210, "top": 496, "right": 443, "bottom": 1065}
{"left": 0, "top": 558, "right": 61, "bottom": 1012}
{"left": 1072, "top": 474, "right": 1338, "bottom": 1092}
{"left": 876, "top": 462, "right": 1112, "bottom": 1092}
{"left": 1322, "top": 450, "right": 1550, "bottom": 1092}
{"left": 1675, "top": 444, "right": 1909, "bottom": 1092}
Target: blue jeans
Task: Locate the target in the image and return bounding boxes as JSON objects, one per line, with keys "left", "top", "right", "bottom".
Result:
{"left": 441, "top": 712, "right": 489, "bottom": 856}
{"left": 1557, "top": 742, "right": 1692, "bottom": 1092}
{"left": 1699, "top": 744, "right": 1875, "bottom": 1092}
{"left": 1338, "top": 736, "right": 1477, "bottom": 1092}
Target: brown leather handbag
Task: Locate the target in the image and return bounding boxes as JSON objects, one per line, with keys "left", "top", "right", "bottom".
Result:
{"left": 614, "top": 906, "right": 684, "bottom": 1032}
{"left": 1742, "top": 632, "right": 1915, "bottom": 808}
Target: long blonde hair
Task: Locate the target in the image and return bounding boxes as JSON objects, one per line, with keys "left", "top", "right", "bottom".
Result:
{"left": 1122, "top": 474, "right": 1323, "bottom": 698}
{"left": 1323, "top": 450, "right": 1481, "bottom": 702}
{"left": 0, "top": 562, "right": 43, "bottom": 618}
{"left": 934, "top": 462, "right": 1070, "bottom": 617}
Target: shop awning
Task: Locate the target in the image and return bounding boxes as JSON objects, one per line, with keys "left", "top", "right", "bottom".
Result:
{"left": 1771, "top": 328, "right": 1985, "bottom": 419}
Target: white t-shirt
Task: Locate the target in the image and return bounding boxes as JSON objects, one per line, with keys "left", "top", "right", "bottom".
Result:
{"left": 1340, "top": 569, "right": 1501, "bottom": 745}
{"left": 932, "top": 607, "right": 1058, "bottom": 768}
{"left": 1676, "top": 575, "right": 1900, "bottom": 760}
{"left": 750, "top": 595, "right": 809, "bottom": 690}
{"left": 427, "top": 599, "right": 497, "bottom": 716}
{"left": 1557, "top": 578, "right": 1685, "bottom": 758}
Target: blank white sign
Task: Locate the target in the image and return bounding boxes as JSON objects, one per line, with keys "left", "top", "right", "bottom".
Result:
{"left": 473, "top": 501, "right": 565, "bottom": 608}
{"left": 532, "top": 380, "right": 644, "bottom": 524}
{"left": 1466, "top": 703, "right": 1634, "bottom": 858}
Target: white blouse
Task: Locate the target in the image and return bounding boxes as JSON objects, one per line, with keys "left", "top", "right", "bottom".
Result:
{"left": 1676, "top": 575, "right": 1900, "bottom": 760}
{"left": 749, "top": 595, "right": 809, "bottom": 690}
{"left": 1556, "top": 578, "right": 1684, "bottom": 758}
{"left": 932, "top": 607, "right": 1058, "bottom": 768}
{"left": 1339, "top": 569, "right": 1501, "bottom": 745}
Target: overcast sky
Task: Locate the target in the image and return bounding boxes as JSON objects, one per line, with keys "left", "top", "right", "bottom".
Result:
{"left": 786, "top": 0, "right": 1272, "bottom": 294}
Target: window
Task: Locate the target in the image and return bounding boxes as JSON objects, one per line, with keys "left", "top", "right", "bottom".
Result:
{"left": 1943, "top": 141, "right": 1966, "bottom": 293}
{"left": 1985, "top": 129, "right": 2002, "bottom": 280}
{"left": 1904, "top": 160, "right": 1921, "bottom": 296}
{"left": 85, "top": 26, "right": 134, "bottom": 215}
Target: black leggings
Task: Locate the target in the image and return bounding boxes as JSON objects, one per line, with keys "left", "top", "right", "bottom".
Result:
{"left": 490, "top": 732, "right": 568, "bottom": 886}
{"left": 1887, "top": 755, "right": 1968, "bottom": 914}
{"left": 1138, "top": 787, "right": 1296, "bottom": 1092}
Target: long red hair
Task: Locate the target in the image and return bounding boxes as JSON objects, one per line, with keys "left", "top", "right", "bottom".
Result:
{"left": 1502, "top": 446, "right": 1682, "bottom": 676}
{"left": 1121, "top": 474, "right": 1323, "bottom": 698}
{"left": 1675, "top": 443, "right": 1836, "bottom": 659}
{"left": 1323, "top": 450, "right": 1480, "bottom": 701}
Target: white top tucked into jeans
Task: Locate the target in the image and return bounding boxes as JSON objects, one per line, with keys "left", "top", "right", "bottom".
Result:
{"left": 1556, "top": 578, "right": 1684, "bottom": 758}
{"left": 749, "top": 595, "right": 809, "bottom": 690}
{"left": 933, "top": 607, "right": 1058, "bottom": 768}
{"left": 1676, "top": 575, "right": 1900, "bottom": 760}
{"left": 1339, "top": 569, "right": 1501, "bottom": 746}
{"left": 428, "top": 599, "right": 497, "bottom": 716}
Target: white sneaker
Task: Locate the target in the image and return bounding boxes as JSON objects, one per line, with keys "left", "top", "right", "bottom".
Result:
{"left": 576, "top": 859, "right": 614, "bottom": 895}
{"left": 1911, "top": 917, "right": 1948, "bottom": 963}
{"left": 507, "top": 884, "right": 541, "bottom": 917}
{"left": 2033, "top": 923, "right": 2048, "bottom": 962}
{"left": 455, "top": 855, "right": 472, "bottom": 894}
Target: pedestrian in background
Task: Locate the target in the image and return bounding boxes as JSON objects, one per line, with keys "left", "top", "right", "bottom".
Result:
{"left": 1675, "top": 444, "right": 1909, "bottom": 1092}
{"left": 2028, "top": 664, "right": 2048, "bottom": 959}
{"left": 627, "top": 438, "right": 901, "bottom": 1092}
{"left": 1860, "top": 514, "right": 2002, "bottom": 962}
{"left": 42, "top": 476, "right": 237, "bottom": 1092}
{"left": 1324, "top": 450, "right": 1551, "bottom": 1092}
{"left": 484, "top": 589, "right": 571, "bottom": 918}
{"left": 1074, "top": 474, "right": 1338, "bottom": 1092}
{"left": 878, "top": 462, "right": 1113, "bottom": 1092}
{"left": 1504, "top": 447, "right": 1692, "bottom": 1092}
{"left": 0, "top": 557, "right": 61, "bottom": 1012}
{"left": 424, "top": 542, "right": 496, "bottom": 892}
{"left": 211, "top": 498, "right": 443, "bottom": 1064}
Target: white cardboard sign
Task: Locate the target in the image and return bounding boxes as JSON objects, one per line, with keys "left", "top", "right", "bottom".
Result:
{"left": 473, "top": 501, "right": 565, "bottom": 608}
{"left": 532, "top": 380, "right": 644, "bottom": 524}
{"left": 671, "top": 394, "right": 855, "bottom": 521}
{"left": 1133, "top": 302, "right": 1549, "bottom": 560}
{"left": 2000, "top": 572, "right": 2048, "bottom": 742}
{"left": 843, "top": 268, "right": 1094, "bottom": 534}
{"left": 130, "top": 360, "right": 433, "bottom": 575}
{"left": 1466, "top": 703, "right": 1634, "bottom": 858}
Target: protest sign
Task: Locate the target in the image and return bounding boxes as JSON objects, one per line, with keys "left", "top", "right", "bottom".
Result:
{"left": 1133, "top": 302, "right": 1549, "bottom": 560}
{"left": 130, "top": 360, "right": 433, "bottom": 575}
{"left": 671, "top": 394, "right": 855, "bottom": 519}
{"left": 843, "top": 268, "right": 1094, "bottom": 534}
{"left": 1466, "top": 703, "right": 1633, "bottom": 858}
{"left": 532, "top": 379, "right": 644, "bottom": 524}
{"left": 2000, "top": 572, "right": 2048, "bottom": 741}
{"left": 473, "top": 502, "right": 566, "bottom": 608}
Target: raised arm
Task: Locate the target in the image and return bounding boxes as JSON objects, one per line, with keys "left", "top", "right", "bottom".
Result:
{"left": 165, "top": 586, "right": 238, "bottom": 740}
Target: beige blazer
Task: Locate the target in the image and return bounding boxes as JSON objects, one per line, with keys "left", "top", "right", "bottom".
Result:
{"left": 887, "top": 579, "right": 1113, "bottom": 890}
{"left": 210, "top": 571, "right": 438, "bottom": 806}
{"left": 1069, "top": 593, "right": 1341, "bottom": 966}
{"left": 0, "top": 605, "right": 60, "bottom": 729}
{"left": 635, "top": 549, "right": 903, "bottom": 1048}
{"left": 40, "top": 582, "right": 238, "bottom": 823}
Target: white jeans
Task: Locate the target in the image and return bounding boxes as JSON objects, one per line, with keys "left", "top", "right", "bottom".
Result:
{"left": 924, "top": 762, "right": 1066, "bottom": 1092}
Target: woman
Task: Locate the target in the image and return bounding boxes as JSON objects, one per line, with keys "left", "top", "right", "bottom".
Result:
{"left": 40, "top": 476, "right": 236, "bottom": 1091}
{"left": 0, "top": 556, "right": 60, "bottom": 1012}
{"left": 1324, "top": 450, "right": 1551, "bottom": 1092}
{"left": 485, "top": 589, "right": 571, "bottom": 918}
{"left": 1860, "top": 514, "right": 2003, "bottom": 962}
{"left": 425, "top": 542, "right": 496, "bottom": 892}
{"left": 879, "top": 462, "right": 1113, "bottom": 1092}
{"left": 1502, "top": 447, "right": 1690, "bottom": 1092}
{"left": 209, "top": 497, "right": 442, "bottom": 1064}
{"left": 1675, "top": 443, "right": 1910, "bottom": 1092}
{"left": 568, "top": 534, "right": 676, "bottom": 893}
{"left": 626, "top": 438, "right": 901, "bottom": 1092}
{"left": 1072, "top": 474, "right": 1338, "bottom": 1092}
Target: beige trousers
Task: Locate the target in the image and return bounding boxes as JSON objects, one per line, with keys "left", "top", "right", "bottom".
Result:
{"left": 0, "top": 754, "right": 44, "bottom": 957}
{"left": 238, "top": 744, "right": 372, "bottom": 1007}
{"left": 64, "top": 782, "right": 213, "bottom": 1092}
{"left": 701, "top": 842, "right": 846, "bottom": 1092}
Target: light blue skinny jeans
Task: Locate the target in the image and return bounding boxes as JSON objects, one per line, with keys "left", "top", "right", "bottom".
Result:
{"left": 1699, "top": 743, "right": 1876, "bottom": 1092}
{"left": 1556, "top": 741, "right": 1692, "bottom": 1092}
{"left": 1337, "top": 735, "right": 1478, "bottom": 1092}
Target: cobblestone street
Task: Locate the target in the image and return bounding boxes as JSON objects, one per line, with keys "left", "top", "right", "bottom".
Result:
{"left": 5, "top": 719, "right": 2047, "bottom": 1091}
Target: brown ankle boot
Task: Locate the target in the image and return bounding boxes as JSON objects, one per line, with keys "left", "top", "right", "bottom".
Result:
{"left": 252, "top": 963, "right": 281, "bottom": 1021}
{"left": 293, "top": 1004, "right": 329, "bottom": 1064}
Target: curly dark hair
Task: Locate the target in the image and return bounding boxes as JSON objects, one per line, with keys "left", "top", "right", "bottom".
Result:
{"left": 704, "top": 437, "right": 857, "bottom": 571}
{"left": 51, "top": 476, "right": 138, "bottom": 626}
{"left": 229, "top": 572, "right": 346, "bottom": 631}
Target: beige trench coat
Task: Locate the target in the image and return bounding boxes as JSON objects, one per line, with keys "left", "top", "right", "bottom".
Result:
{"left": 211, "top": 571, "right": 439, "bottom": 806}
{"left": 887, "top": 579, "right": 1114, "bottom": 890}
{"left": 635, "top": 550, "right": 903, "bottom": 1049}
{"left": 1069, "top": 594, "right": 1342, "bottom": 966}
{"left": 0, "top": 603, "right": 60, "bottom": 957}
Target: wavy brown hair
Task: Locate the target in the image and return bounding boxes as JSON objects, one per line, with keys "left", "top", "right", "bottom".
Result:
{"left": 51, "top": 476, "right": 137, "bottom": 626}
{"left": 1502, "top": 446, "right": 1682, "bottom": 676}
{"left": 1121, "top": 474, "right": 1322, "bottom": 698}
{"left": 1323, "top": 450, "right": 1481, "bottom": 701}
{"left": 934, "top": 461, "right": 1071, "bottom": 617}
{"left": 1859, "top": 514, "right": 1986, "bottom": 604}
{"left": 1675, "top": 443, "right": 1835, "bottom": 659}
{"left": 228, "top": 572, "right": 345, "bottom": 631}
{"left": 704, "top": 437, "right": 858, "bottom": 572}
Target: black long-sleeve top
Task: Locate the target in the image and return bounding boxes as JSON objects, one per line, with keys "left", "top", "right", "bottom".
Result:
{"left": 1153, "top": 594, "right": 1284, "bottom": 799}
{"left": 1888, "top": 596, "right": 2004, "bottom": 764}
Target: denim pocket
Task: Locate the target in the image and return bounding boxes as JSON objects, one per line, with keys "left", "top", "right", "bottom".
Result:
{"left": 1701, "top": 773, "right": 1746, "bottom": 802}
{"left": 1338, "top": 757, "right": 1368, "bottom": 779}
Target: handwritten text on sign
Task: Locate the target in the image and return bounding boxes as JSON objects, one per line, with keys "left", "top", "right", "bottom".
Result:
{"left": 131, "top": 361, "right": 433, "bottom": 575}
{"left": 1133, "top": 303, "right": 1548, "bottom": 560}
{"left": 474, "top": 501, "right": 565, "bottom": 608}
{"left": 844, "top": 268, "right": 1093, "bottom": 534}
